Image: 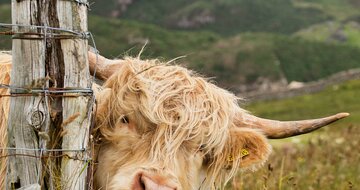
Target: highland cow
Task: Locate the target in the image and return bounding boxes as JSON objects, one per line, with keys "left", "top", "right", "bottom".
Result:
{"left": 0, "top": 51, "right": 349, "bottom": 190}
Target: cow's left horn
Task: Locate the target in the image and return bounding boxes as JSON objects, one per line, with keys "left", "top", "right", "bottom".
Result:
{"left": 241, "top": 112, "right": 349, "bottom": 139}
{"left": 88, "top": 51, "right": 124, "bottom": 80}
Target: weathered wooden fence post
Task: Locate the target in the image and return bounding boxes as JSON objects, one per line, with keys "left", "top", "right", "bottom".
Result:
{"left": 8, "top": 0, "right": 91, "bottom": 189}
{"left": 58, "top": 1, "right": 91, "bottom": 189}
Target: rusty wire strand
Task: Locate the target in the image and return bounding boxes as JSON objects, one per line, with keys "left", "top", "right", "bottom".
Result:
{"left": 0, "top": 84, "right": 93, "bottom": 96}
{"left": 0, "top": 147, "right": 87, "bottom": 152}
{"left": 0, "top": 86, "right": 93, "bottom": 93}
{"left": 0, "top": 84, "right": 93, "bottom": 91}
{"left": 0, "top": 23, "right": 87, "bottom": 35}
{"left": 0, "top": 23, "right": 90, "bottom": 40}
{"left": 0, "top": 94, "right": 92, "bottom": 98}
{"left": 0, "top": 153, "right": 93, "bottom": 162}
{"left": 0, "top": 20, "right": 100, "bottom": 187}
{"left": 0, "top": 31, "right": 89, "bottom": 40}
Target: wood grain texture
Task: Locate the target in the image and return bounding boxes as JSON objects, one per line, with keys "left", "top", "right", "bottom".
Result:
{"left": 8, "top": 0, "right": 91, "bottom": 189}
{"left": 58, "top": 1, "right": 90, "bottom": 189}
{"left": 8, "top": 1, "right": 44, "bottom": 188}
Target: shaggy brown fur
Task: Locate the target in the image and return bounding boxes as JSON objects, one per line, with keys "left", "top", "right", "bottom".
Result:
{"left": 95, "top": 57, "right": 271, "bottom": 189}
{"left": 0, "top": 52, "right": 11, "bottom": 189}
{"left": 0, "top": 54, "right": 271, "bottom": 189}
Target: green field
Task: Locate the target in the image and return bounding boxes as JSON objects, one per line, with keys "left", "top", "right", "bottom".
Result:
{"left": 294, "top": 21, "right": 360, "bottom": 48}
{"left": 0, "top": 3, "right": 359, "bottom": 89}
{"left": 229, "top": 79, "right": 360, "bottom": 189}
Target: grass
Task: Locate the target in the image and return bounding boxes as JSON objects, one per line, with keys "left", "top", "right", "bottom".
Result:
{"left": 246, "top": 80, "right": 360, "bottom": 122}
{"left": 228, "top": 79, "right": 360, "bottom": 189}
{"left": 274, "top": 36, "right": 360, "bottom": 82}
{"left": 344, "top": 22, "right": 360, "bottom": 48}
{"left": 88, "top": 15, "right": 220, "bottom": 59}
{"left": 294, "top": 21, "right": 360, "bottom": 48}
{"left": 230, "top": 126, "right": 360, "bottom": 189}
{"left": 190, "top": 33, "right": 360, "bottom": 88}
{"left": 292, "top": 0, "right": 360, "bottom": 21}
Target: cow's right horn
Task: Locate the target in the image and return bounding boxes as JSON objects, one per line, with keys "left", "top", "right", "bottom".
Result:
{"left": 240, "top": 112, "right": 350, "bottom": 139}
{"left": 88, "top": 51, "right": 124, "bottom": 80}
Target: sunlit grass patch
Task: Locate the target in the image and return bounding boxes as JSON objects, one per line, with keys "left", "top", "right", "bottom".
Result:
{"left": 229, "top": 124, "right": 359, "bottom": 190}
{"left": 246, "top": 80, "right": 360, "bottom": 122}
{"left": 229, "top": 79, "right": 360, "bottom": 189}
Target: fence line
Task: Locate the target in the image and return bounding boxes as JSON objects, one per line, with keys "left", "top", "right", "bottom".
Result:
{"left": 0, "top": 19, "right": 99, "bottom": 189}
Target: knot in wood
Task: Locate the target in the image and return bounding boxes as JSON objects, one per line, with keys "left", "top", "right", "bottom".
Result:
{"left": 29, "top": 110, "right": 45, "bottom": 129}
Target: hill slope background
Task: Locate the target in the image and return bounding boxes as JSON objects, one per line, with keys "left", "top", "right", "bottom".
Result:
{"left": 0, "top": 1, "right": 359, "bottom": 91}
{"left": 90, "top": 0, "right": 360, "bottom": 35}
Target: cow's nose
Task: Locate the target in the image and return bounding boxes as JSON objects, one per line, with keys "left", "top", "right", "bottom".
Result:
{"left": 136, "top": 174, "right": 177, "bottom": 190}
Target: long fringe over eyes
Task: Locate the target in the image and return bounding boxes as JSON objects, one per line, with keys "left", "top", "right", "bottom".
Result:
{"left": 96, "top": 57, "right": 247, "bottom": 188}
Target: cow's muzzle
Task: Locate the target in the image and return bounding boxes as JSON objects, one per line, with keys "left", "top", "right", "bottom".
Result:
{"left": 132, "top": 173, "right": 177, "bottom": 190}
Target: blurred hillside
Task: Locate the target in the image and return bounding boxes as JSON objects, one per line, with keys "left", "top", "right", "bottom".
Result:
{"left": 0, "top": 0, "right": 359, "bottom": 92}
{"left": 91, "top": 0, "right": 330, "bottom": 35}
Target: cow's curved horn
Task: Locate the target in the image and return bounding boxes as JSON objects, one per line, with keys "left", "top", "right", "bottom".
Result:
{"left": 88, "top": 51, "right": 124, "bottom": 80}
{"left": 241, "top": 112, "right": 349, "bottom": 139}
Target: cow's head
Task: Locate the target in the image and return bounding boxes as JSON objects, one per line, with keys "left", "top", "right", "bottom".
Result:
{"left": 88, "top": 52, "right": 349, "bottom": 190}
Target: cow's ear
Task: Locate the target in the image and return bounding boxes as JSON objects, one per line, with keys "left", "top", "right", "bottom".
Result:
{"left": 227, "top": 128, "right": 271, "bottom": 170}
